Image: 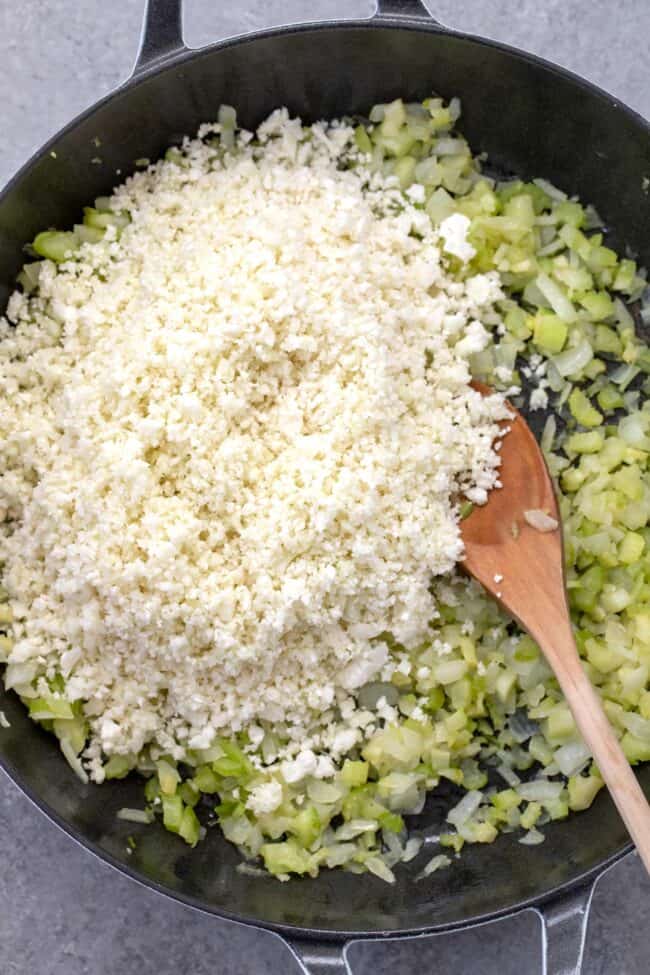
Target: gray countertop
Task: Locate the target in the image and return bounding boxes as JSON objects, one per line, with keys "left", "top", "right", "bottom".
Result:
{"left": 0, "top": 2, "right": 649, "bottom": 973}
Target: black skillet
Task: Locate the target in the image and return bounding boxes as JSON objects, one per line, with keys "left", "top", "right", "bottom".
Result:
{"left": 0, "top": 2, "right": 649, "bottom": 972}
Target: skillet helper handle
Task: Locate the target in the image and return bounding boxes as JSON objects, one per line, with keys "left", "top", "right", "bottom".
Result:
{"left": 284, "top": 937, "right": 353, "bottom": 974}
{"left": 537, "top": 881, "right": 596, "bottom": 975}
{"left": 374, "top": 0, "right": 443, "bottom": 25}
{"left": 133, "top": 0, "right": 187, "bottom": 77}
{"left": 134, "top": 0, "right": 444, "bottom": 79}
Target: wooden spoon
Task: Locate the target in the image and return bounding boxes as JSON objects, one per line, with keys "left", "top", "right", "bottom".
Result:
{"left": 461, "top": 384, "right": 650, "bottom": 872}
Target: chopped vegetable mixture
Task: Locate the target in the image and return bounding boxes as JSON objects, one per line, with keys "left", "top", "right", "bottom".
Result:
{"left": 1, "top": 95, "right": 649, "bottom": 882}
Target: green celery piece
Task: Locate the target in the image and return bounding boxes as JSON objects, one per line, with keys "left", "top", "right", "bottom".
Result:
{"left": 567, "top": 774, "right": 603, "bottom": 811}
{"left": 622, "top": 733, "right": 650, "bottom": 763}
{"left": 619, "top": 532, "right": 645, "bottom": 564}
{"left": 162, "top": 793, "right": 184, "bottom": 832}
{"left": 578, "top": 291, "right": 615, "bottom": 321}
{"left": 261, "top": 840, "right": 315, "bottom": 876}
{"left": 178, "top": 805, "right": 201, "bottom": 846}
{"left": 532, "top": 312, "right": 568, "bottom": 353}
{"left": 553, "top": 200, "right": 585, "bottom": 228}
{"left": 341, "top": 760, "right": 369, "bottom": 787}
{"left": 597, "top": 385, "right": 625, "bottom": 414}
{"left": 289, "top": 806, "right": 322, "bottom": 847}
{"left": 33, "top": 231, "right": 79, "bottom": 262}
{"left": 568, "top": 389, "right": 603, "bottom": 428}
{"left": 156, "top": 758, "right": 181, "bottom": 795}
{"left": 194, "top": 764, "right": 221, "bottom": 793}
{"left": 354, "top": 125, "right": 372, "bottom": 154}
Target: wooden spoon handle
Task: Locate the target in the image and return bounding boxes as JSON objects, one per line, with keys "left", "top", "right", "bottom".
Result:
{"left": 541, "top": 622, "right": 650, "bottom": 872}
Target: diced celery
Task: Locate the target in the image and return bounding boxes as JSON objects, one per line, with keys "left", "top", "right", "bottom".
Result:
{"left": 341, "top": 760, "right": 369, "bottom": 787}
{"left": 53, "top": 716, "right": 88, "bottom": 755}
{"left": 426, "top": 187, "right": 456, "bottom": 225}
{"left": 212, "top": 741, "right": 253, "bottom": 778}
{"left": 162, "top": 793, "right": 184, "bottom": 832}
{"left": 156, "top": 758, "right": 180, "bottom": 795}
{"left": 425, "top": 686, "right": 445, "bottom": 713}
{"left": 568, "top": 773, "right": 603, "bottom": 811}
{"left": 528, "top": 734, "right": 554, "bottom": 766}
{"left": 554, "top": 200, "right": 585, "bottom": 228}
{"left": 546, "top": 703, "right": 576, "bottom": 741}
{"left": 495, "top": 669, "right": 517, "bottom": 703}
{"left": 354, "top": 125, "right": 373, "bottom": 154}
{"left": 394, "top": 155, "right": 417, "bottom": 188}
{"left": 565, "top": 431, "right": 604, "bottom": 454}
{"left": 585, "top": 638, "right": 625, "bottom": 674}
{"left": 262, "top": 841, "right": 316, "bottom": 876}
{"left": 178, "top": 805, "right": 201, "bottom": 846}
{"left": 536, "top": 272, "right": 576, "bottom": 322}
{"left": 32, "top": 231, "right": 79, "bottom": 262}
{"left": 613, "top": 259, "right": 637, "bottom": 292}
{"left": 622, "top": 733, "right": 650, "bottom": 763}
{"left": 290, "top": 805, "right": 321, "bottom": 847}
{"left": 377, "top": 129, "right": 416, "bottom": 158}
{"left": 105, "top": 754, "right": 137, "bottom": 780}
{"left": 504, "top": 306, "right": 532, "bottom": 339}
{"left": 612, "top": 466, "right": 644, "bottom": 500}
{"left": 568, "top": 389, "right": 603, "bottom": 427}
{"left": 578, "top": 291, "right": 614, "bottom": 321}
{"left": 503, "top": 194, "right": 535, "bottom": 229}
{"left": 618, "top": 532, "right": 645, "bottom": 564}
{"left": 463, "top": 821, "right": 498, "bottom": 843}
{"left": 490, "top": 788, "right": 521, "bottom": 812}
{"left": 520, "top": 801, "right": 542, "bottom": 830}
{"left": 0, "top": 635, "right": 13, "bottom": 662}
{"left": 144, "top": 777, "right": 160, "bottom": 802}
{"left": 28, "top": 696, "right": 74, "bottom": 721}
{"left": 532, "top": 312, "right": 568, "bottom": 353}
{"left": 194, "top": 764, "right": 221, "bottom": 793}
{"left": 180, "top": 780, "right": 200, "bottom": 807}
{"left": 75, "top": 224, "right": 105, "bottom": 245}
{"left": 597, "top": 384, "right": 624, "bottom": 412}
{"left": 545, "top": 797, "right": 569, "bottom": 820}
{"left": 439, "top": 832, "right": 464, "bottom": 853}
{"left": 380, "top": 99, "right": 407, "bottom": 137}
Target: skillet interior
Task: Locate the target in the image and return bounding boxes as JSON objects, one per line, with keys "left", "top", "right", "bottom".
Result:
{"left": 0, "top": 22, "right": 649, "bottom": 938}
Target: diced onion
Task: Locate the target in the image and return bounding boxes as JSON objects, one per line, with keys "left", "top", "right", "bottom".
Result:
{"left": 517, "top": 779, "right": 563, "bottom": 802}
{"left": 554, "top": 741, "right": 591, "bottom": 777}
{"left": 447, "top": 790, "right": 483, "bottom": 826}
{"left": 117, "top": 807, "right": 153, "bottom": 824}
{"left": 519, "top": 828, "right": 545, "bottom": 845}
{"left": 60, "top": 739, "right": 89, "bottom": 784}
{"left": 417, "top": 853, "right": 452, "bottom": 880}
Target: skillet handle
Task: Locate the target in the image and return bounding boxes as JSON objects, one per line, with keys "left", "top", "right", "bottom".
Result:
{"left": 133, "top": 0, "right": 187, "bottom": 77}
{"left": 536, "top": 880, "right": 597, "bottom": 975}
{"left": 373, "top": 0, "right": 443, "bottom": 25}
{"left": 282, "top": 936, "right": 353, "bottom": 974}
{"left": 132, "top": 0, "right": 442, "bottom": 80}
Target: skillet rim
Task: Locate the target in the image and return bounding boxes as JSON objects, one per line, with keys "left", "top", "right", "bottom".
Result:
{"left": 0, "top": 14, "right": 647, "bottom": 941}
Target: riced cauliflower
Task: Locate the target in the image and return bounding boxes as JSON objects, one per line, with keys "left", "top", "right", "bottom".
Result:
{"left": 0, "top": 107, "right": 507, "bottom": 775}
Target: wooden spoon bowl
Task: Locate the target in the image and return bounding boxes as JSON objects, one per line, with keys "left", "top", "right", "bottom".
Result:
{"left": 461, "top": 384, "right": 650, "bottom": 871}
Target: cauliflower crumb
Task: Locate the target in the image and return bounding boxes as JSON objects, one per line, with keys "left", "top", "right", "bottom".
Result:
{"left": 439, "top": 213, "right": 476, "bottom": 263}
{"left": 529, "top": 386, "right": 549, "bottom": 411}
{"left": 524, "top": 509, "right": 559, "bottom": 532}
{"left": 246, "top": 780, "right": 283, "bottom": 816}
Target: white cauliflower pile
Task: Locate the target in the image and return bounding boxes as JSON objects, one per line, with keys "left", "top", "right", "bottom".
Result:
{"left": 0, "top": 109, "right": 508, "bottom": 778}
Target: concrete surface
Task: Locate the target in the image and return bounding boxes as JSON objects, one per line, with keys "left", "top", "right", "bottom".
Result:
{"left": 0, "top": 2, "right": 649, "bottom": 973}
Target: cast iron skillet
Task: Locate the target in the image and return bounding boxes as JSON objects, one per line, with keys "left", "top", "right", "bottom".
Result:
{"left": 0, "top": 1, "right": 649, "bottom": 972}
